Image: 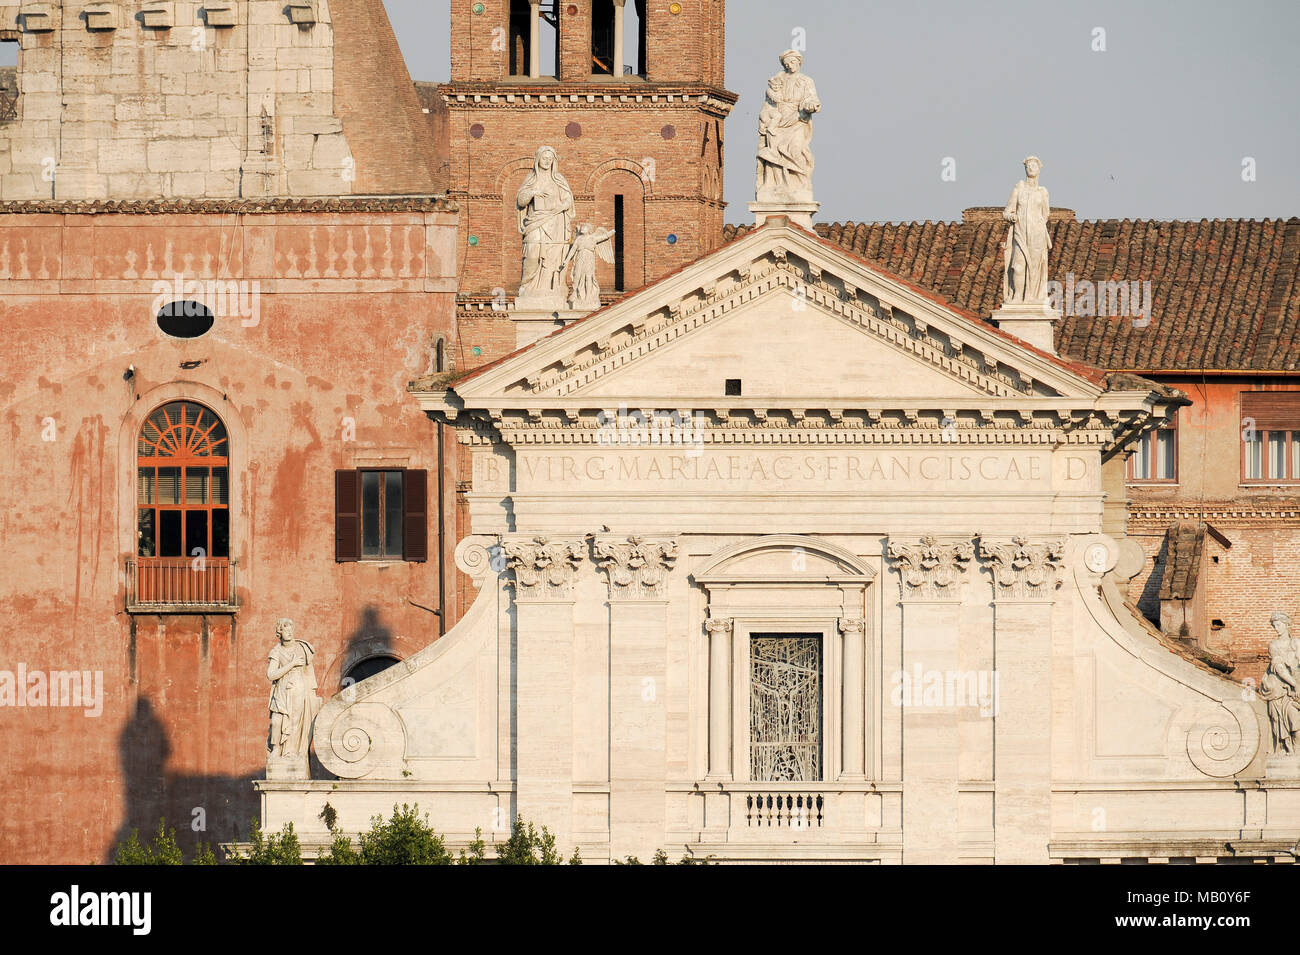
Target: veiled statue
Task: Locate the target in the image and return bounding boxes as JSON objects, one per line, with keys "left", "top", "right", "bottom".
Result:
{"left": 755, "top": 49, "right": 821, "bottom": 203}
{"left": 266, "top": 618, "right": 320, "bottom": 760}
{"left": 1261, "top": 611, "right": 1300, "bottom": 755}
{"left": 1001, "top": 155, "right": 1052, "bottom": 304}
{"left": 564, "top": 224, "right": 616, "bottom": 311}
{"left": 516, "top": 145, "right": 575, "bottom": 306}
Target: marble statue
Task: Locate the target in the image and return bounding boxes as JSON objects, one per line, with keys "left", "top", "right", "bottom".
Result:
{"left": 1261, "top": 611, "right": 1300, "bottom": 755}
{"left": 755, "top": 50, "right": 821, "bottom": 203}
{"left": 266, "top": 617, "right": 320, "bottom": 760}
{"left": 1001, "top": 155, "right": 1052, "bottom": 304}
{"left": 564, "top": 224, "right": 616, "bottom": 311}
{"left": 517, "top": 145, "right": 575, "bottom": 307}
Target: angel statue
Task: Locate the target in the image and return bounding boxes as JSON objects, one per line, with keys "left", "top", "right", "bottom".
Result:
{"left": 564, "top": 223, "right": 616, "bottom": 311}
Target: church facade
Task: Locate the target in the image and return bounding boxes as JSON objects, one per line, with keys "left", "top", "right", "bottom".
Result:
{"left": 261, "top": 218, "right": 1295, "bottom": 863}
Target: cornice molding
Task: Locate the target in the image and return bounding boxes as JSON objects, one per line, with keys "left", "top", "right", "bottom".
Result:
{"left": 0, "top": 196, "right": 457, "bottom": 216}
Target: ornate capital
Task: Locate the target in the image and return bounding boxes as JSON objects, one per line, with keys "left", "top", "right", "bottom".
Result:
{"left": 592, "top": 536, "right": 678, "bottom": 600}
{"left": 837, "top": 617, "right": 866, "bottom": 635}
{"left": 501, "top": 536, "right": 585, "bottom": 599}
{"left": 978, "top": 536, "right": 1065, "bottom": 600}
{"left": 887, "top": 535, "right": 974, "bottom": 601}
{"left": 704, "top": 616, "right": 733, "bottom": 636}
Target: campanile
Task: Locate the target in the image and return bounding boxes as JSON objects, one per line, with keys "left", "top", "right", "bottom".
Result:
{"left": 442, "top": 0, "right": 735, "bottom": 364}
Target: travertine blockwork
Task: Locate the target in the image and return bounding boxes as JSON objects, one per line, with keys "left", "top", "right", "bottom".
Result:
{"left": 0, "top": 1, "right": 354, "bottom": 199}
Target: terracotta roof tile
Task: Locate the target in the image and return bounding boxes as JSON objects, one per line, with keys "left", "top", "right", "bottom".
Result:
{"left": 725, "top": 215, "right": 1300, "bottom": 372}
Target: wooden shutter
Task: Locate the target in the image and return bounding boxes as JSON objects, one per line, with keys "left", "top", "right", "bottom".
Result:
{"left": 403, "top": 468, "right": 428, "bottom": 563}
{"left": 1241, "top": 392, "right": 1300, "bottom": 431}
{"left": 334, "top": 470, "right": 360, "bottom": 563}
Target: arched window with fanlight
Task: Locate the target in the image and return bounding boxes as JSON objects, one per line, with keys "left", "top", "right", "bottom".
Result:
{"left": 130, "top": 401, "right": 236, "bottom": 610}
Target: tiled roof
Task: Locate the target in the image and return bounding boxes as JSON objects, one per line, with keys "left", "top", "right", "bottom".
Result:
{"left": 725, "top": 211, "right": 1300, "bottom": 372}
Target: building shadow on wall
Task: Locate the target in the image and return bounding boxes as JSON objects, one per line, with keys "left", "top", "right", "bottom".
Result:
{"left": 1136, "top": 535, "right": 1170, "bottom": 629}
{"left": 339, "top": 605, "right": 399, "bottom": 688}
{"left": 107, "top": 696, "right": 259, "bottom": 864}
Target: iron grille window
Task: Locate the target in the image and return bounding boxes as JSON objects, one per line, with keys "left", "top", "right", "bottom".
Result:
{"left": 749, "top": 633, "right": 823, "bottom": 782}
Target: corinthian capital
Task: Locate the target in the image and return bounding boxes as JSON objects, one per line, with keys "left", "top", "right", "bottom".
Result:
{"left": 887, "top": 535, "right": 974, "bottom": 601}
{"left": 978, "top": 536, "right": 1065, "bottom": 600}
{"left": 501, "top": 536, "right": 585, "bottom": 599}
{"left": 592, "top": 536, "right": 678, "bottom": 600}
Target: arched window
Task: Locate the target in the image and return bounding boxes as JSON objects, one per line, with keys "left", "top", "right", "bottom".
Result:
{"left": 137, "top": 401, "right": 230, "bottom": 560}
{"left": 344, "top": 655, "right": 401, "bottom": 686}
{"left": 591, "top": 1, "right": 644, "bottom": 78}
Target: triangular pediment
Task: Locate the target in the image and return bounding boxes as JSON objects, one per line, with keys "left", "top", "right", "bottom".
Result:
{"left": 442, "top": 223, "right": 1108, "bottom": 411}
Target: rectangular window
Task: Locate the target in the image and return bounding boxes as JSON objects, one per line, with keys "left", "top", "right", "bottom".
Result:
{"left": 614, "top": 194, "right": 625, "bottom": 291}
{"left": 360, "top": 470, "right": 403, "bottom": 559}
{"left": 1243, "top": 430, "right": 1300, "bottom": 482}
{"left": 335, "top": 468, "right": 427, "bottom": 563}
{"left": 0, "top": 39, "right": 17, "bottom": 124}
{"left": 1127, "top": 411, "right": 1177, "bottom": 483}
{"left": 749, "top": 633, "right": 823, "bottom": 782}
{"left": 1241, "top": 392, "right": 1300, "bottom": 483}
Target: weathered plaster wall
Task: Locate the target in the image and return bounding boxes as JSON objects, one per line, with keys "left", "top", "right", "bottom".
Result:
{"left": 0, "top": 202, "right": 459, "bottom": 863}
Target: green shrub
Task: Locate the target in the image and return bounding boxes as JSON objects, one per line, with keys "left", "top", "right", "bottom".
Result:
{"left": 112, "top": 818, "right": 183, "bottom": 866}
{"left": 229, "top": 819, "right": 303, "bottom": 865}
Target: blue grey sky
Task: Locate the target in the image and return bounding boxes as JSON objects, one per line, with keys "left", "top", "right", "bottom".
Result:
{"left": 390, "top": 0, "right": 1300, "bottom": 224}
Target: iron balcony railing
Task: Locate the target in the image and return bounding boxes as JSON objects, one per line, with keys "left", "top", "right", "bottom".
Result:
{"left": 125, "top": 557, "right": 239, "bottom": 613}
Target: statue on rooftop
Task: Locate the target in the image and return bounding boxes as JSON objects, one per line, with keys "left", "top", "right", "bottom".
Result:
{"left": 755, "top": 50, "right": 821, "bottom": 204}
{"left": 565, "top": 223, "right": 616, "bottom": 311}
{"left": 517, "top": 145, "right": 575, "bottom": 308}
{"left": 1001, "top": 155, "right": 1052, "bottom": 305}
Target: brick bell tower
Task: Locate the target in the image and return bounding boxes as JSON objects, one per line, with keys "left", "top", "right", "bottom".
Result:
{"left": 442, "top": 0, "right": 734, "bottom": 366}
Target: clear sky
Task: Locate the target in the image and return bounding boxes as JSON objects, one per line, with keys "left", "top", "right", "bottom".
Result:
{"left": 386, "top": 0, "right": 1299, "bottom": 224}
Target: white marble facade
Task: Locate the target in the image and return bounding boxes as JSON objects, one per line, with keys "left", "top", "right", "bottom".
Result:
{"left": 258, "top": 221, "right": 1284, "bottom": 864}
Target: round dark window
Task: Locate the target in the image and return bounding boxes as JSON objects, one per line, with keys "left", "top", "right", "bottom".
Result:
{"left": 157, "top": 301, "right": 214, "bottom": 339}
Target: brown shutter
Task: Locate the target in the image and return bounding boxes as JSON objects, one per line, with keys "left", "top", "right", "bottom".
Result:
{"left": 1241, "top": 392, "right": 1300, "bottom": 431}
{"left": 403, "top": 468, "right": 428, "bottom": 563}
{"left": 334, "top": 470, "right": 360, "bottom": 563}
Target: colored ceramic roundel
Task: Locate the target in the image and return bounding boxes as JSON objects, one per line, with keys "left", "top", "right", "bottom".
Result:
{"left": 468, "top": 235, "right": 479, "bottom": 246}
{"left": 472, "top": 3, "right": 485, "bottom": 15}
{"left": 667, "top": 234, "right": 678, "bottom": 245}
{"left": 669, "top": 2, "right": 682, "bottom": 14}
{"left": 472, "top": 346, "right": 483, "bottom": 356}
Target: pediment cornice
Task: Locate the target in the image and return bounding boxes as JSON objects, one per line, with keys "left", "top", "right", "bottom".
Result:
{"left": 442, "top": 225, "right": 1106, "bottom": 405}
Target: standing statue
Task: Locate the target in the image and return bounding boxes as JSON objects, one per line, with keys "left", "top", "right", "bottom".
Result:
{"left": 1001, "top": 155, "right": 1052, "bottom": 304}
{"left": 564, "top": 224, "right": 616, "bottom": 311}
{"left": 266, "top": 617, "right": 320, "bottom": 761}
{"left": 516, "top": 145, "right": 575, "bottom": 306}
{"left": 755, "top": 50, "right": 821, "bottom": 203}
{"left": 1261, "top": 611, "right": 1300, "bottom": 755}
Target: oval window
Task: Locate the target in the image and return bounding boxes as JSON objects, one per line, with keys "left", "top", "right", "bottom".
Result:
{"left": 157, "top": 301, "right": 214, "bottom": 339}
